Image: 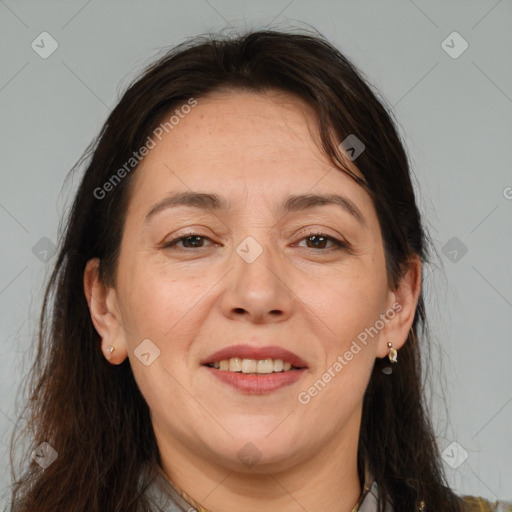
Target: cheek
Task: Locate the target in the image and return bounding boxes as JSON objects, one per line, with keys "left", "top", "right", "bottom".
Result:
{"left": 303, "top": 264, "right": 387, "bottom": 344}
{"left": 301, "top": 351, "right": 374, "bottom": 427}
{"left": 119, "top": 259, "right": 208, "bottom": 340}
{"left": 118, "top": 260, "right": 220, "bottom": 394}
{"left": 119, "top": 264, "right": 209, "bottom": 414}
{"left": 296, "top": 330, "right": 375, "bottom": 439}
{"left": 296, "top": 262, "right": 385, "bottom": 414}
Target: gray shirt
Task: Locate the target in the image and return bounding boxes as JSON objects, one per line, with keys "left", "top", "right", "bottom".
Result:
{"left": 139, "top": 460, "right": 393, "bottom": 512}
{"left": 138, "top": 460, "right": 512, "bottom": 511}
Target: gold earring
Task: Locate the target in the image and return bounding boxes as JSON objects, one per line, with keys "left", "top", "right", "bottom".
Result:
{"left": 387, "top": 342, "right": 398, "bottom": 363}
{"left": 106, "top": 345, "right": 116, "bottom": 360}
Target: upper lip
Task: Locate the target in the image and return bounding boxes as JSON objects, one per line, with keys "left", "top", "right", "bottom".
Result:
{"left": 201, "top": 344, "right": 308, "bottom": 368}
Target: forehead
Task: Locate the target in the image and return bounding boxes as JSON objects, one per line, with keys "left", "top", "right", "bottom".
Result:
{"left": 147, "top": 90, "right": 328, "bottom": 171}
{"left": 127, "top": 90, "right": 369, "bottom": 216}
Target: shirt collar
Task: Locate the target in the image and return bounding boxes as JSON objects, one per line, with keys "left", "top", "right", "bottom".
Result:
{"left": 143, "top": 455, "right": 389, "bottom": 512}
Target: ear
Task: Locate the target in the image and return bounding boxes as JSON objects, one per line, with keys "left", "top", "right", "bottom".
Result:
{"left": 83, "top": 258, "right": 128, "bottom": 365}
{"left": 377, "top": 254, "right": 422, "bottom": 359}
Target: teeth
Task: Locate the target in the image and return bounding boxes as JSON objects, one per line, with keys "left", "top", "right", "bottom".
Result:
{"left": 209, "top": 358, "right": 297, "bottom": 373}
{"left": 241, "top": 358, "right": 257, "bottom": 373}
{"left": 229, "top": 357, "right": 242, "bottom": 372}
{"left": 257, "top": 359, "right": 273, "bottom": 374}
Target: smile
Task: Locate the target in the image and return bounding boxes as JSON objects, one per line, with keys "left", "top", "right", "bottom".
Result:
{"left": 202, "top": 362, "right": 307, "bottom": 394}
{"left": 205, "top": 357, "right": 299, "bottom": 374}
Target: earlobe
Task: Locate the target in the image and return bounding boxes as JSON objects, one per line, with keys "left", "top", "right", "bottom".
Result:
{"left": 83, "top": 258, "right": 127, "bottom": 364}
{"left": 104, "top": 344, "right": 118, "bottom": 364}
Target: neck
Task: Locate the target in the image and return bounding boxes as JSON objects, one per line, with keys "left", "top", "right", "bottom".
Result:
{"left": 154, "top": 412, "right": 363, "bottom": 512}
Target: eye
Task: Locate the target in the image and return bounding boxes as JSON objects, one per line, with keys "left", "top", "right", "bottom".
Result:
{"left": 161, "top": 231, "right": 349, "bottom": 251}
{"left": 296, "top": 232, "right": 348, "bottom": 251}
{"left": 161, "top": 232, "right": 214, "bottom": 249}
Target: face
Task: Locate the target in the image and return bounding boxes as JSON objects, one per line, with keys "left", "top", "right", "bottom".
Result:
{"left": 87, "top": 90, "right": 414, "bottom": 474}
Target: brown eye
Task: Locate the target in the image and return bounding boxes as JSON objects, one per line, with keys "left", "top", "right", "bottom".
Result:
{"left": 297, "top": 233, "right": 348, "bottom": 251}
{"left": 162, "top": 233, "right": 213, "bottom": 249}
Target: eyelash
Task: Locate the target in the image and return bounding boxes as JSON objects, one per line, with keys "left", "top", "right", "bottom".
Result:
{"left": 161, "top": 231, "right": 349, "bottom": 252}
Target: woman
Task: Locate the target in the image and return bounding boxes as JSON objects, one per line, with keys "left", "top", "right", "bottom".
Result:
{"left": 8, "top": 29, "right": 507, "bottom": 512}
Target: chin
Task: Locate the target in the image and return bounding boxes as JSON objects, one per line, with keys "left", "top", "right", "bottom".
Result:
{"left": 206, "top": 434, "right": 305, "bottom": 472}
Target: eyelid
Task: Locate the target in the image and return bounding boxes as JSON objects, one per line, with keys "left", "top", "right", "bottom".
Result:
{"left": 161, "top": 231, "right": 216, "bottom": 249}
{"left": 293, "top": 225, "right": 350, "bottom": 243}
{"left": 161, "top": 229, "right": 350, "bottom": 252}
{"left": 293, "top": 230, "right": 350, "bottom": 250}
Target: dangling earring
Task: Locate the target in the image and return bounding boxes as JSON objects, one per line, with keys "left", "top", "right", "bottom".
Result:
{"left": 387, "top": 342, "right": 398, "bottom": 363}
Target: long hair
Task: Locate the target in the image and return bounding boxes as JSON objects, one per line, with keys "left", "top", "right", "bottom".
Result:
{"left": 8, "top": 28, "right": 465, "bottom": 511}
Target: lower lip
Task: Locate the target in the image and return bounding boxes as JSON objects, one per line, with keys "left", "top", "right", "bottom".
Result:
{"left": 203, "top": 366, "right": 307, "bottom": 394}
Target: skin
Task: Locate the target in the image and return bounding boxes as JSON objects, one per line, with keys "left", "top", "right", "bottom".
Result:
{"left": 84, "top": 89, "right": 421, "bottom": 512}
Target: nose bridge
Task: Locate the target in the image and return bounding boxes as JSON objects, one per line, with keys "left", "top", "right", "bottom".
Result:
{"left": 221, "top": 228, "right": 294, "bottom": 321}
{"left": 234, "top": 230, "right": 281, "bottom": 292}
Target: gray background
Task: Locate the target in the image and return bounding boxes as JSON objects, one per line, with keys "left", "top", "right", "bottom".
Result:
{"left": 1, "top": 0, "right": 511, "bottom": 507}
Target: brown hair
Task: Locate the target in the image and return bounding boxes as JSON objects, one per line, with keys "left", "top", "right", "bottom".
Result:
{"left": 8, "top": 28, "right": 465, "bottom": 511}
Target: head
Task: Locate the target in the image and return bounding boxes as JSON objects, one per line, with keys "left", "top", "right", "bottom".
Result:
{"left": 10, "top": 29, "right": 464, "bottom": 512}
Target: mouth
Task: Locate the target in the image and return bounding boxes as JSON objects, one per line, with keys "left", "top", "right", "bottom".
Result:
{"left": 200, "top": 344, "right": 308, "bottom": 394}
{"left": 204, "top": 358, "right": 303, "bottom": 373}
{"left": 200, "top": 343, "right": 308, "bottom": 372}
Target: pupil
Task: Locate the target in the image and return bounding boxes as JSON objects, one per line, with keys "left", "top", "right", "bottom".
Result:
{"left": 185, "top": 236, "right": 202, "bottom": 247}
{"left": 308, "top": 235, "right": 326, "bottom": 249}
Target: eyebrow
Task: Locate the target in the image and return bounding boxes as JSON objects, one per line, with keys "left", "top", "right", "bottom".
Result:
{"left": 144, "top": 191, "right": 367, "bottom": 227}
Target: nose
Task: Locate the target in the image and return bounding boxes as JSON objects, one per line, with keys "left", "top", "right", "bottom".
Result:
{"left": 219, "top": 238, "right": 295, "bottom": 324}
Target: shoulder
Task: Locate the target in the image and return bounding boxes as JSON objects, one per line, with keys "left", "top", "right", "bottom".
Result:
{"left": 136, "top": 460, "right": 193, "bottom": 512}
{"left": 460, "top": 495, "right": 512, "bottom": 511}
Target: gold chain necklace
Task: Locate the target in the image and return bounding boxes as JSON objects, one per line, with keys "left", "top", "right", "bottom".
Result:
{"left": 157, "top": 459, "right": 426, "bottom": 511}
{"left": 167, "top": 476, "right": 368, "bottom": 512}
